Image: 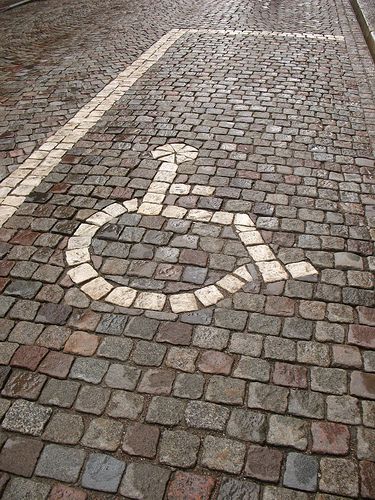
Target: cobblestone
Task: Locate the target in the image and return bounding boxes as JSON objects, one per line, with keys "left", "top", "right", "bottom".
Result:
{"left": 227, "top": 408, "right": 267, "bottom": 442}
{"left": 319, "top": 458, "right": 359, "bottom": 497}
{"left": 160, "top": 430, "right": 200, "bottom": 467}
{"left": 201, "top": 436, "right": 246, "bottom": 473}
{"left": 35, "top": 444, "right": 85, "bottom": 482}
{"left": 283, "top": 453, "right": 318, "bottom": 492}
{"left": 81, "top": 417, "right": 123, "bottom": 451}
{"left": 81, "top": 453, "right": 125, "bottom": 492}
{"left": 2, "top": 369, "right": 46, "bottom": 399}
{"left": 268, "top": 415, "right": 309, "bottom": 450}
{"left": 122, "top": 422, "right": 160, "bottom": 458}
{"left": 360, "top": 461, "right": 375, "bottom": 499}
{"left": 146, "top": 396, "right": 185, "bottom": 425}
{"left": 2, "top": 399, "right": 52, "bottom": 435}
{"left": 0, "top": 0, "right": 374, "bottom": 493}
{"left": 120, "top": 462, "right": 171, "bottom": 499}
{"left": 206, "top": 375, "right": 246, "bottom": 404}
{"left": 40, "top": 379, "right": 80, "bottom": 408}
{"left": 3, "top": 478, "right": 50, "bottom": 500}
{"left": 49, "top": 484, "right": 87, "bottom": 500}
{"left": 245, "top": 445, "right": 283, "bottom": 483}
{"left": 0, "top": 437, "right": 43, "bottom": 477}
{"left": 185, "top": 400, "right": 230, "bottom": 430}
{"left": 70, "top": 357, "right": 109, "bottom": 384}
{"left": 43, "top": 411, "right": 84, "bottom": 444}
{"left": 217, "top": 478, "right": 260, "bottom": 499}
{"left": 167, "top": 472, "right": 215, "bottom": 500}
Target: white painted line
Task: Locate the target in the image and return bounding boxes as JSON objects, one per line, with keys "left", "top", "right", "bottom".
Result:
{"left": 0, "top": 28, "right": 188, "bottom": 226}
{"left": 0, "top": 28, "right": 344, "bottom": 228}
{"left": 192, "top": 28, "right": 345, "bottom": 41}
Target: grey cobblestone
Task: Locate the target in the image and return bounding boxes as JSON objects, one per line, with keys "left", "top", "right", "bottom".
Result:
{"left": 70, "top": 357, "right": 109, "bottom": 384}
{"left": 185, "top": 400, "right": 230, "bottom": 431}
{"left": 201, "top": 436, "right": 246, "bottom": 473}
{"left": 283, "top": 453, "right": 318, "bottom": 492}
{"left": 120, "top": 462, "right": 170, "bottom": 499}
{"left": 227, "top": 409, "right": 267, "bottom": 442}
{"left": 217, "top": 478, "right": 260, "bottom": 499}
{"left": 159, "top": 430, "right": 200, "bottom": 467}
{"left": 3, "top": 478, "right": 50, "bottom": 500}
{"left": 146, "top": 396, "right": 186, "bottom": 425}
{"left": 35, "top": 444, "right": 85, "bottom": 482}
{"left": 206, "top": 376, "right": 246, "bottom": 405}
{"left": 75, "top": 385, "right": 111, "bottom": 415}
{"left": 81, "top": 417, "right": 123, "bottom": 451}
{"left": 82, "top": 453, "right": 125, "bottom": 492}
{"left": 2, "top": 399, "right": 52, "bottom": 436}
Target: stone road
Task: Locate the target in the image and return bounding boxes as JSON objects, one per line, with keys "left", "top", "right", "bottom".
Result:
{"left": 0, "top": 0, "right": 374, "bottom": 498}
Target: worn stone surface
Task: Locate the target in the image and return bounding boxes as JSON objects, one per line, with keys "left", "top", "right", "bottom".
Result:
{"left": 360, "top": 461, "right": 375, "bottom": 499}
{"left": 2, "top": 370, "right": 46, "bottom": 400}
{"left": 319, "top": 458, "right": 359, "bottom": 497}
{"left": 120, "top": 462, "right": 171, "bottom": 499}
{"left": 122, "top": 423, "right": 160, "bottom": 458}
{"left": 217, "top": 478, "right": 260, "bottom": 500}
{"left": 81, "top": 417, "right": 123, "bottom": 451}
{"left": 2, "top": 399, "right": 52, "bottom": 436}
{"left": 167, "top": 472, "right": 216, "bottom": 500}
{"left": 245, "top": 445, "right": 283, "bottom": 483}
{"left": 268, "top": 415, "right": 308, "bottom": 450}
{"left": 283, "top": 453, "right": 318, "bottom": 492}
{"left": 311, "top": 421, "right": 350, "bottom": 455}
{"left": 49, "top": 484, "right": 87, "bottom": 500}
{"left": 159, "top": 430, "right": 200, "bottom": 468}
{"left": 0, "top": 437, "right": 43, "bottom": 477}
{"left": 35, "top": 444, "right": 85, "bottom": 482}
{"left": 201, "top": 436, "right": 246, "bottom": 473}
{"left": 227, "top": 408, "right": 267, "bottom": 442}
{"left": 42, "top": 411, "right": 84, "bottom": 444}
{"left": 0, "top": 0, "right": 373, "bottom": 494}
{"left": 2, "top": 478, "right": 51, "bottom": 500}
{"left": 81, "top": 453, "right": 125, "bottom": 492}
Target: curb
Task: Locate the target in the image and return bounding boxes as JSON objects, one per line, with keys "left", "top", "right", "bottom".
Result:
{"left": 350, "top": 0, "right": 375, "bottom": 61}
{"left": 0, "top": 0, "right": 35, "bottom": 12}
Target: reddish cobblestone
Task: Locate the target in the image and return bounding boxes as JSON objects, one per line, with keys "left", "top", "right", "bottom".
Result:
{"left": 156, "top": 322, "right": 193, "bottom": 345}
{"left": 167, "top": 472, "right": 216, "bottom": 500}
{"left": 272, "top": 362, "right": 308, "bottom": 388}
{"left": 2, "top": 370, "right": 46, "bottom": 399}
{"left": 197, "top": 350, "right": 233, "bottom": 375}
{"left": 49, "top": 484, "right": 88, "bottom": 499}
{"left": 122, "top": 422, "right": 160, "bottom": 458}
{"left": 265, "top": 297, "right": 295, "bottom": 316}
{"left": 358, "top": 306, "right": 375, "bottom": 326}
{"left": 10, "top": 346, "right": 48, "bottom": 371}
{"left": 179, "top": 250, "right": 208, "bottom": 267}
{"left": 10, "top": 230, "right": 39, "bottom": 246}
{"left": 0, "top": 437, "right": 43, "bottom": 477}
{"left": 350, "top": 372, "right": 375, "bottom": 400}
{"left": 0, "top": 278, "right": 9, "bottom": 293}
{"left": 64, "top": 331, "right": 100, "bottom": 356}
{"left": 332, "top": 345, "right": 362, "bottom": 368}
{"left": 38, "top": 351, "right": 74, "bottom": 378}
{"left": 245, "top": 445, "right": 283, "bottom": 482}
{"left": 311, "top": 422, "right": 350, "bottom": 455}
{"left": 360, "top": 461, "right": 375, "bottom": 499}
{"left": 138, "top": 369, "right": 175, "bottom": 395}
{"left": 0, "top": 261, "right": 14, "bottom": 277}
{"left": 348, "top": 325, "right": 375, "bottom": 349}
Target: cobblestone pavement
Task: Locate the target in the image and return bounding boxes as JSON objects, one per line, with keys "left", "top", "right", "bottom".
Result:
{"left": 0, "top": 0, "right": 374, "bottom": 498}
